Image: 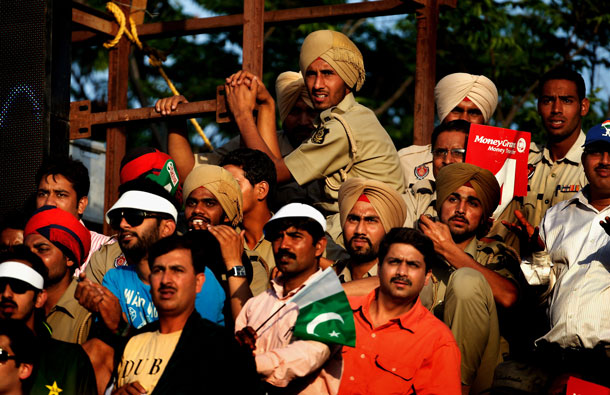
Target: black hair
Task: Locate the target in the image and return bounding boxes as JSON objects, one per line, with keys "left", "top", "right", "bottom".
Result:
{"left": 35, "top": 156, "right": 90, "bottom": 201}
{"left": 377, "top": 228, "right": 440, "bottom": 271}
{"left": 0, "top": 319, "right": 38, "bottom": 365}
{"left": 0, "top": 244, "right": 49, "bottom": 286}
{"left": 220, "top": 148, "right": 277, "bottom": 198}
{"left": 431, "top": 120, "right": 470, "bottom": 148}
{"left": 0, "top": 210, "right": 26, "bottom": 232}
{"left": 148, "top": 234, "right": 204, "bottom": 274}
{"left": 264, "top": 217, "right": 325, "bottom": 245}
{"left": 537, "top": 67, "right": 586, "bottom": 101}
{"left": 118, "top": 178, "right": 180, "bottom": 215}
{"left": 120, "top": 147, "right": 158, "bottom": 171}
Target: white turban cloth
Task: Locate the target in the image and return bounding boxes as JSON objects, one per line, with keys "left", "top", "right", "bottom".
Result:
{"left": 434, "top": 73, "right": 498, "bottom": 123}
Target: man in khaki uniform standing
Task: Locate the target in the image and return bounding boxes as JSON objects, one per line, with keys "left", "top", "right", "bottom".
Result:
{"left": 418, "top": 163, "right": 521, "bottom": 395}
{"left": 399, "top": 72, "right": 498, "bottom": 188}
{"left": 492, "top": 68, "right": 590, "bottom": 253}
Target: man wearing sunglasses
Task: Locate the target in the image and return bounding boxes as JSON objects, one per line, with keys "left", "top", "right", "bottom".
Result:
{"left": 0, "top": 320, "right": 36, "bottom": 395}
{"left": 76, "top": 179, "right": 225, "bottom": 331}
{"left": 0, "top": 247, "right": 96, "bottom": 394}
{"left": 403, "top": 120, "right": 470, "bottom": 227}
{"left": 74, "top": 179, "right": 226, "bottom": 393}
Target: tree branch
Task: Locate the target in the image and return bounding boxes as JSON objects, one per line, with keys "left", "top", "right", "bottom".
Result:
{"left": 374, "top": 75, "right": 414, "bottom": 116}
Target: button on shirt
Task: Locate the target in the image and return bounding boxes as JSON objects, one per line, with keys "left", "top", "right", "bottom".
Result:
{"left": 538, "top": 188, "right": 610, "bottom": 349}
{"left": 339, "top": 290, "right": 461, "bottom": 395}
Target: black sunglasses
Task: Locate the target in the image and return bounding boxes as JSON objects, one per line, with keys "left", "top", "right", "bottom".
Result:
{"left": 108, "top": 209, "right": 167, "bottom": 229}
{"left": 0, "top": 278, "right": 35, "bottom": 294}
{"left": 0, "top": 348, "right": 17, "bottom": 364}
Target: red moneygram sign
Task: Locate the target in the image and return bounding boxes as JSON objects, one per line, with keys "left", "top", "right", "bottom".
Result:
{"left": 465, "top": 124, "right": 531, "bottom": 217}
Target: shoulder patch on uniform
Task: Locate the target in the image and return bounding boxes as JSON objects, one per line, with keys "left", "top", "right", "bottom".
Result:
{"left": 527, "top": 164, "right": 536, "bottom": 179}
{"left": 311, "top": 127, "right": 330, "bottom": 144}
{"left": 114, "top": 253, "right": 127, "bottom": 268}
{"left": 414, "top": 164, "right": 430, "bottom": 180}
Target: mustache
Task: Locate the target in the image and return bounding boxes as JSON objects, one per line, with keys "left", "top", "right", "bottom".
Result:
{"left": 119, "top": 230, "right": 139, "bottom": 239}
{"left": 595, "top": 164, "right": 610, "bottom": 170}
{"left": 449, "top": 214, "right": 469, "bottom": 225}
{"left": 0, "top": 298, "right": 17, "bottom": 309}
{"left": 390, "top": 276, "right": 412, "bottom": 286}
{"left": 349, "top": 235, "right": 372, "bottom": 245}
{"left": 158, "top": 284, "right": 176, "bottom": 292}
{"left": 277, "top": 249, "right": 296, "bottom": 260}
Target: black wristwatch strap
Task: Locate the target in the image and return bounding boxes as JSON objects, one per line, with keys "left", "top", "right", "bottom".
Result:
{"left": 226, "top": 265, "right": 247, "bottom": 278}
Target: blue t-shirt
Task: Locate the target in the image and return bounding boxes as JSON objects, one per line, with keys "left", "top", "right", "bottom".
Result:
{"left": 103, "top": 265, "right": 225, "bottom": 328}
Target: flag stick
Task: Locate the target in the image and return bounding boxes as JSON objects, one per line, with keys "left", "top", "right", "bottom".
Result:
{"left": 254, "top": 304, "right": 286, "bottom": 333}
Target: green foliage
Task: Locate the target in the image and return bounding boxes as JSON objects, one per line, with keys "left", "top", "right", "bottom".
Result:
{"left": 71, "top": 0, "right": 610, "bottom": 151}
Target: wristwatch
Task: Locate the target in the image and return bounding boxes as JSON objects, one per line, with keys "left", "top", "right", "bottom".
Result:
{"left": 226, "top": 265, "right": 247, "bottom": 278}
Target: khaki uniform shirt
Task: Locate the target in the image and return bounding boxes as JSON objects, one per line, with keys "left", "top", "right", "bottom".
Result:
{"left": 420, "top": 237, "right": 520, "bottom": 311}
{"left": 489, "top": 131, "right": 587, "bottom": 252}
{"left": 46, "top": 279, "right": 93, "bottom": 344}
{"left": 85, "top": 241, "right": 123, "bottom": 285}
{"left": 334, "top": 260, "right": 378, "bottom": 283}
{"left": 244, "top": 237, "right": 274, "bottom": 296}
{"left": 192, "top": 131, "right": 324, "bottom": 210}
{"left": 403, "top": 180, "right": 437, "bottom": 228}
{"left": 398, "top": 144, "right": 434, "bottom": 188}
{"left": 284, "top": 93, "right": 405, "bottom": 214}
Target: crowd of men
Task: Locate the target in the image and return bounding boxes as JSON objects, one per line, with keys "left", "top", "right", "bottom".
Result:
{"left": 0, "top": 28, "right": 609, "bottom": 395}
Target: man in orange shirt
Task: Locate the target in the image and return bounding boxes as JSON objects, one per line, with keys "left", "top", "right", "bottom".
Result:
{"left": 339, "top": 228, "right": 461, "bottom": 395}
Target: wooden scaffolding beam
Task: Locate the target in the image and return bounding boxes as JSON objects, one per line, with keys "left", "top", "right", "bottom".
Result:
{"left": 70, "top": 0, "right": 455, "bottom": 234}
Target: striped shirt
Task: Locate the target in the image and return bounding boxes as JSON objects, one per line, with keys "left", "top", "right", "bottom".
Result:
{"left": 538, "top": 188, "right": 610, "bottom": 348}
{"left": 74, "top": 223, "right": 115, "bottom": 276}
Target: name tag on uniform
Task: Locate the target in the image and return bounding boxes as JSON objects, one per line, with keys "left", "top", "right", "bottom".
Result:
{"left": 557, "top": 185, "right": 580, "bottom": 193}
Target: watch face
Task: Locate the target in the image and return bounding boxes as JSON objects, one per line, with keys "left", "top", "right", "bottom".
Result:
{"left": 229, "top": 266, "right": 247, "bottom": 277}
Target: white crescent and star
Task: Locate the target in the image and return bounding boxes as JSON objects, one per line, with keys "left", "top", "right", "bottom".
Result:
{"left": 306, "top": 313, "right": 344, "bottom": 337}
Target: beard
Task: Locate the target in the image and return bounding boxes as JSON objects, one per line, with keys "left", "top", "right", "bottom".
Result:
{"left": 119, "top": 226, "right": 160, "bottom": 263}
{"left": 345, "top": 235, "right": 378, "bottom": 264}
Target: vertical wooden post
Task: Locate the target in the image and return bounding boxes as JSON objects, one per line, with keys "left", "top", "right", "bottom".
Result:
{"left": 413, "top": 0, "right": 439, "bottom": 145}
{"left": 242, "top": 0, "right": 264, "bottom": 77}
{"left": 103, "top": 2, "right": 132, "bottom": 235}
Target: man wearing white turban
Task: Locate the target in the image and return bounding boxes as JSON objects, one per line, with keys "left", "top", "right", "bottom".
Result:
{"left": 399, "top": 72, "right": 498, "bottom": 188}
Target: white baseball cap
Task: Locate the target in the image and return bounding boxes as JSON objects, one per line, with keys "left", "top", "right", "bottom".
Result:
{"left": 264, "top": 203, "right": 326, "bottom": 233}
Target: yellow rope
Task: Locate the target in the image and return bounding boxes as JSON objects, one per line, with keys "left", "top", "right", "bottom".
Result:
{"left": 103, "top": 2, "right": 213, "bottom": 151}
